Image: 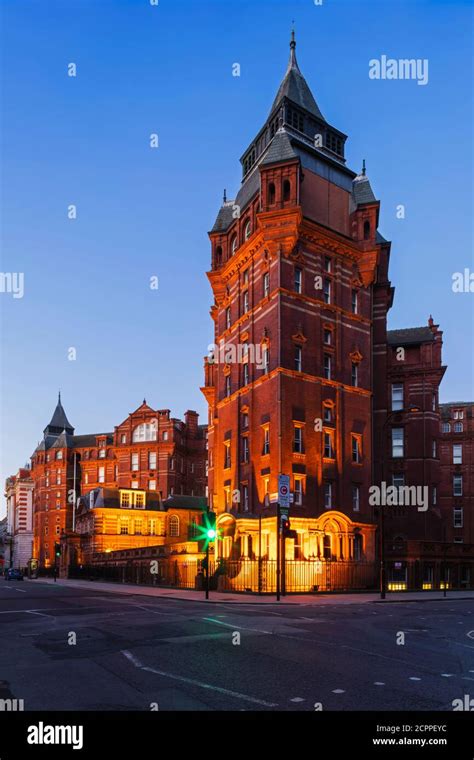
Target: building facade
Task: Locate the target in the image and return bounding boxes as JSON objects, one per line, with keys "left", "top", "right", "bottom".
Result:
{"left": 4, "top": 468, "right": 34, "bottom": 570}
{"left": 30, "top": 395, "right": 207, "bottom": 568}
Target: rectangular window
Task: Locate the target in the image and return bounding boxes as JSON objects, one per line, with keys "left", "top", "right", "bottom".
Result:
{"left": 324, "top": 354, "right": 332, "bottom": 380}
{"left": 294, "top": 267, "right": 302, "bottom": 294}
{"left": 293, "top": 426, "right": 303, "bottom": 454}
{"left": 324, "top": 256, "right": 331, "bottom": 273}
{"left": 323, "top": 328, "right": 332, "bottom": 345}
{"left": 391, "top": 383, "right": 404, "bottom": 411}
{"left": 131, "top": 481, "right": 139, "bottom": 489}
{"left": 120, "top": 523, "right": 129, "bottom": 535}
{"left": 98, "top": 466, "right": 105, "bottom": 484}
{"left": 263, "top": 272, "right": 270, "bottom": 298}
{"left": 131, "top": 453, "right": 139, "bottom": 471}
{"left": 294, "top": 477, "right": 303, "bottom": 506}
{"left": 432, "top": 486, "right": 437, "bottom": 506}
{"left": 351, "top": 363, "right": 358, "bottom": 387}
{"left": 225, "top": 375, "right": 231, "bottom": 397}
{"left": 432, "top": 440, "right": 437, "bottom": 458}
{"left": 352, "top": 485, "right": 360, "bottom": 512}
{"left": 352, "top": 435, "right": 361, "bottom": 463}
{"left": 442, "top": 422, "right": 450, "bottom": 433}
{"left": 243, "top": 363, "right": 249, "bottom": 386}
{"left": 393, "top": 474, "right": 405, "bottom": 489}
{"left": 149, "top": 480, "right": 156, "bottom": 490}
{"left": 323, "top": 278, "right": 331, "bottom": 304}
{"left": 453, "top": 507, "right": 463, "bottom": 528}
{"left": 263, "top": 427, "right": 270, "bottom": 456}
{"left": 262, "top": 346, "right": 269, "bottom": 374}
{"left": 324, "top": 431, "right": 334, "bottom": 459}
{"left": 453, "top": 475, "right": 463, "bottom": 496}
{"left": 294, "top": 345, "right": 302, "bottom": 372}
{"left": 224, "top": 487, "right": 231, "bottom": 510}
{"left": 243, "top": 290, "right": 249, "bottom": 314}
{"left": 224, "top": 442, "right": 231, "bottom": 469}
{"left": 148, "top": 452, "right": 157, "bottom": 470}
{"left": 243, "top": 269, "right": 249, "bottom": 285}
{"left": 453, "top": 444, "right": 462, "bottom": 464}
{"left": 454, "top": 422, "right": 463, "bottom": 433}
{"left": 242, "top": 436, "right": 249, "bottom": 463}
{"left": 242, "top": 484, "right": 249, "bottom": 512}
{"left": 242, "top": 412, "right": 249, "bottom": 429}
{"left": 392, "top": 428, "right": 404, "bottom": 458}
{"left": 98, "top": 448, "right": 106, "bottom": 459}
{"left": 351, "top": 290, "right": 358, "bottom": 314}
{"left": 226, "top": 307, "right": 231, "bottom": 330}
{"left": 324, "top": 482, "right": 332, "bottom": 509}
{"left": 323, "top": 406, "right": 332, "bottom": 423}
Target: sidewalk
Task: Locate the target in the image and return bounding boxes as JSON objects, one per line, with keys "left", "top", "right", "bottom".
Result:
{"left": 32, "top": 578, "right": 474, "bottom": 606}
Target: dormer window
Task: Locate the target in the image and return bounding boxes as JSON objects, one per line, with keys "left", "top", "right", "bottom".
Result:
{"left": 132, "top": 421, "right": 157, "bottom": 442}
{"left": 325, "top": 132, "right": 343, "bottom": 156}
{"left": 286, "top": 106, "right": 304, "bottom": 132}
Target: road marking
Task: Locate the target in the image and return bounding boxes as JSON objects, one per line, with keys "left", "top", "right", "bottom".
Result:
{"left": 202, "top": 617, "right": 272, "bottom": 635}
{"left": 332, "top": 689, "right": 345, "bottom": 694}
{"left": 409, "top": 677, "right": 421, "bottom": 681}
{"left": 121, "top": 650, "right": 278, "bottom": 707}
{"left": 374, "top": 682, "right": 385, "bottom": 686}
{"left": 441, "top": 674, "right": 454, "bottom": 678}
{"left": 290, "top": 697, "right": 305, "bottom": 702}
{"left": 160, "top": 633, "right": 231, "bottom": 644}
{"left": 467, "top": 631, "right": 474, "bottom": 640}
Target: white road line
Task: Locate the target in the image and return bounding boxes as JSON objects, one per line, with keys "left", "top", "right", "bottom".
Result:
{"left": 441, "top": 674, "right": 454, "bottom": 678}
{"left": 290, "top": 697, "right": 305, "bottom": 702}
{"left": 374, "top": 682, "right": 385, "bottom": 686}
{"left": 332, "top": 689, "right": 345, "bottom": 694}
{"left": 121, "top": 650, "right": 278, "bottom": 707}
{"left": 409, "top": 677, "right": 421, "bottom": 681}
{"left": 467, "top": 631, "right": 474, "bottom": 640}
{"left": 202, "top": 617, "right": 272, "bottom": 635}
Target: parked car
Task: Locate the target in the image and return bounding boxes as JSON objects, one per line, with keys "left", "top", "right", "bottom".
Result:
{"left": 5, "top": 568, "right": 24, "bottom": 581}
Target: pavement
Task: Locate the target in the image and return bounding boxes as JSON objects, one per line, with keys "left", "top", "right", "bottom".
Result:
{"left": 35, "top": 577, "right": 474, "bottom": 605}
{"left": 0, "top": 577, "right": 473, "bottom": 711}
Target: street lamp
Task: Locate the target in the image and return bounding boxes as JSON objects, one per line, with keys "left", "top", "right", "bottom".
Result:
{"left": 379, "top": 405, "right": 420, "bottom": 599}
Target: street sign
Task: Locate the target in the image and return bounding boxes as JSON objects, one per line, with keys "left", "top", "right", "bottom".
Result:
{"left": 278, "top": 474, "right": 290, "bottom": 507}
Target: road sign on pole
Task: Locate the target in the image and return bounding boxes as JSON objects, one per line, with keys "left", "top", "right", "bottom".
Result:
{"left": 278, "top": 474, "right": 290, "bottom": 508}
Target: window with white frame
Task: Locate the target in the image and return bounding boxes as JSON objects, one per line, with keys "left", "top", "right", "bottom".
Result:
{"left": 392, "top": 428, "right": 404, "bottom": 458}
{"left": 351, "top": 363, "right": 358, "bottom": 387}
{"left": 99, "top": 448, "right": 106, "bottom": 459}
{"left": 454, "top": 422, "right": 463, "bottom": 433}
{"left": 391, "top": 384, "right": 404, "bottom": 411}
{"left": 453, "top": 475, "right": 463, "bottom": 496}
{"left": 323, "top": 278, "right": 331, "bottom": 304}
{"left": 352, "top": 434, "right": 361, "bottom": 463}
{"left": 263, "top": 426, "right": 270, "bottom": 456}
{"left": 131, "top": 453, "right": 139, "bottom": 471}
{"left": 453, "top": 444, "right": 462, "bottom": 464}
{"left": 294, "top": 267, "right": 302, "bottom": 294}
{"left": 294, "top": 345, "right": 302, "bottom": 372}
{"left": 453, "top": 507, "right": 463, "bottom": 528}
{"left": 442, "top": 422, "right": 450, "bottom": 433}
{"left": 323, "top": 328, "right": 332, "bottom": 345}
{"left": 352, "top": 485, "right": 360, "bottom": 511}
{"left": 323, "top": 405, "right": 333, "bottom": 423}
{"left": 98, "top": 467, "right": 105, "bottom": 484}
{"left": 149, "top": 480, "right": 156, "bottom": 490}
{"left": 242, "top": 484, "right": 249, "bottom": 512}
{"left": 148, "top": 452, "right": 157, "bottom": 470}
{"left": 132, "top": 421, "right": 157, "bottom": 442}
{"left": 293, "top": 425, "right": 303, "bottom": 453}
{"left": 244, "top": 220, "right": 251, "bottom": 240}
{"left": 224, "top": 441, "right": 231, "bottom": 469}
{"left": 294, "top": 476, "right": 303, "bottom": 505}
{"left": 263, "top": 271, "right": 270, "bottom": 298}
{"left": 241, "top": 436, "right": 249, "bottom": 463}
{"left": 324, "top": 482, "right": 332, "bottom": 509}
{"left": 324, "top": 354, "right": 332, "bottom": 380}
{"left": 324, "top": 431, "right": 334, "bottom": 459}
{"left": 168, "top": 515, "right": 180, "bottom": 537}
{"left": 56, "top": 450, "right": 63, "bottom": 460}
{"left": 226, "top": 307, "right": 231, "bottom": 330}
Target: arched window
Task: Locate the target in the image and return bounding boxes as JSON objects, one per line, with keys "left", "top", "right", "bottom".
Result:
{"left": 268, "top": 182, "right": 275, "bottom": 205}
{"left": 231, "top": 235, "right": 238, "bottom": 255}
{"left": 132, "top": 421, "right": 157, "bottom": 442}
{"left": 244, "top": 219, "right": 251, "bottom": 240}
{"left": 56, "top": 451, "right": 63, "bottom": 460}
{"left": 354, "top": 533, "right": 363, "bottom": 561}
{"left": 215, "top": 245, "right": 222, "bottom": 267}
{"left": 283, "top": 179, "right": 291, "bottom": 202}
{"left": 323, "top": 534, "right": 331, "bottom": 560}
{"left": 363, "top": 220, "right": 370, "bottom": 240}
{"left": 168, "top": 515, "right": 180, "bottom": 537}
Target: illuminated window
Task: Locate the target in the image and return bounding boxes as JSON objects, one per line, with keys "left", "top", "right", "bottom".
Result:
{"left": 121, "top": 434, "right": 126, "bottom": 444}
{"left": 168, "top": 515, "right": 180, "bottom": 537}
{"left": 293, "top": 425, "right": 304, "bottom": 454}
{"left": 392, "top": 428, "right": 404, "bottom": 458}
{"left": 262, "top": 426, "right": 270, "bottom": 456}
{"left": 294, "top": 477, "right": 303, "bottom": 506}
{"left": 98, "top": 466, "right": 105, "bottom": 484}
{"left": 120, "top": 523, "right": 129, "bottom": 535}
{"left": 224, "top": 441, "right": 231, "bottom": 469}
{"left": 149, "top": 452, "right": 157, "bottom": 469}
{"left": 56, "top": 451, "right": 63, "bottom": 460}
{"left": 149, "top": 480, "right": 156, "bottom": 490}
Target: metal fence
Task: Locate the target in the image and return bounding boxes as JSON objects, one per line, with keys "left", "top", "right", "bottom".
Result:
{"left": 68, "top": 559, "right": 377, "bottom": 594}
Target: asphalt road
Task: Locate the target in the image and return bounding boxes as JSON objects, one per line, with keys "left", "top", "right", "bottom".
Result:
{"left": 0, "top": 579, "right": 473, "bottom": 711}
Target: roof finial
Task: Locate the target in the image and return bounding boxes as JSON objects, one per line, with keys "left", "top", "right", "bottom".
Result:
{"left": 58, "top": 390, "right": 61, "bottom": 403}
{"left": 288, "top": 23, "right": 298, "bottom": 70}
{"left": 290, "top": 23, "right": 296, "bottom": 49}
{"left": 362, "top": 159, "right": 366, "bottom": 176}
{"left": 143, "top": 397, "right": 146, "bottom": 405}
{"left": 223, "top": 188, "right": 227, "bottom": 203}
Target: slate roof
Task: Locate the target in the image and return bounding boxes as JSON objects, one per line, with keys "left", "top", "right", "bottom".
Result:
{"left": 162, "top": 495, "right": 208, "bottom": 512}
{"left": 387, "top": 327, "right": 435, "bottom": 346}
{"left": 211, "top": 168, "right": 261, "bottom": 234}
{"left": 44, "top": 394, "right": 74, "bottom": 434}
{"left": 352, "top": 174, "right": 377, "bottom": 205}
{"left": 269, "top": 36, "right": 325, "bottom": 121}
{"left": 260, "top": 128, "right": 298, "bottom": 166}
{"left": 72, "top": 433, "right": 114, "bottom": 448}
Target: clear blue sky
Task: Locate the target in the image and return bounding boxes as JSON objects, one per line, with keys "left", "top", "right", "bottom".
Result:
{"left": 1, "top": 0, "right": 472, "bottom": 514}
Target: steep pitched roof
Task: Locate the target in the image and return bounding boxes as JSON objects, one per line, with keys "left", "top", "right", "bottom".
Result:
{"left": 269, "top": 32, "right": 325, "bottom": 121}
{"left": 44, "top": 393, "right": 74, "bottom": 435}
{"left": 260, "top": 128, "right": 298, "bottom": 166}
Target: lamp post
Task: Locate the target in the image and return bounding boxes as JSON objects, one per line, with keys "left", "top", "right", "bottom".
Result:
{"left": 380, "top": 405, "right": 420, "bottom": 599}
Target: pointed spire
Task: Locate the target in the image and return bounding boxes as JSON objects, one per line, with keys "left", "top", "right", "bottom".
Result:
{"left": 269, "top": 33, "right": 324, "bottom": 121}
{"left": 288, "top": 27, "right": 298, "bottom": 71}
{"left": 143, "top": 398, "right": 147, "bottom": 405}
{"left": 362, "top": 159, "right": 366, "bottom": 176}
{"left": 44, "top": 394, "right": 74, "bottom": 436}
{"left": 223, "top": 188, "right": 227, "bottom": 203}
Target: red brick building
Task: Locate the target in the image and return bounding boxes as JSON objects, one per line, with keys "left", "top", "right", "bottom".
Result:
{"left": 201, "top": 33, "right": 473, "bottom": 589}
{"left": 440, "top": 403, "right": 474, "bottom": 546}
{"left": 30, "top": 395, "right": 207, "bottom": 568}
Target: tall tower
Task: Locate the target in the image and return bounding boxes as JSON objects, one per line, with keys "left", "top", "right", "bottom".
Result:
{"left": 203, "top": 35, "right": 391, "bottom": 565}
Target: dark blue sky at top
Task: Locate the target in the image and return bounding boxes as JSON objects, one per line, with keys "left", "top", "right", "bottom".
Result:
{"left": 0, "top": 0, "right": 472, "bottom": 511}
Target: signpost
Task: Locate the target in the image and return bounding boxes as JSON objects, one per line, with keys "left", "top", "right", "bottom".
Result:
{"left": 276, "top": 475, "right": 290, "bottom": 601}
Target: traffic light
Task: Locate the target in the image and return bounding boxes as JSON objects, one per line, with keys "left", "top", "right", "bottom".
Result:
{"left": 281, "top": 515, "right": 297, "bottom": 540}
{"left": 54, "top": 543, "right": 61, "bottom": 558}
{"left": 204, "top": 511, "right": 217, "bottom": 541}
